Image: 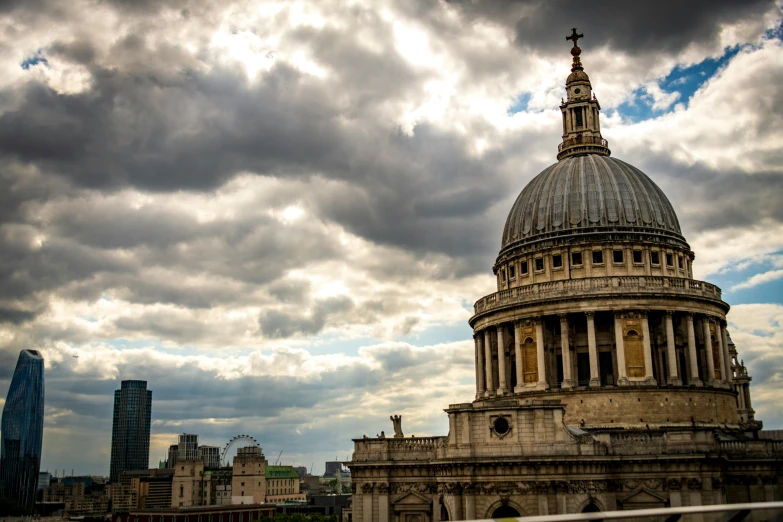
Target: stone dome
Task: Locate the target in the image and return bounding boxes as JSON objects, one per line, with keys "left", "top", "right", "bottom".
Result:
{"left": 566, "top": 69, "right": 590, "bottom": 84}
{"left": 501, "top": 154, "right": 683, "bottom": 252}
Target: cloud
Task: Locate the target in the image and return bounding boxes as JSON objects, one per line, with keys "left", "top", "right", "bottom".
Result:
{"left": 732, "top": 269, "right": 783, "bottom": 291}
{"left": 0, "top": 0, "right": 781, "bottom": 475}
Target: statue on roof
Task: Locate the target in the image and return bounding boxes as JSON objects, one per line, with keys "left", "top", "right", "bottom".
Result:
{"left": 390, "top": 415, "right": 404, "bottom": 438}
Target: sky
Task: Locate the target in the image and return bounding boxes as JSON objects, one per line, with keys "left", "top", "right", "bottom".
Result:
{"left": 0, "top": 0, "right": 782, "bottom": 477}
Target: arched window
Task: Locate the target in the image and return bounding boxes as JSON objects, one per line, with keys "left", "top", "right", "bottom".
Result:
{"left": 523, "top": 336, "right": 538, "bottom": 383}
{"left": 624, "top": 328, "right": 645, "bottom": 377}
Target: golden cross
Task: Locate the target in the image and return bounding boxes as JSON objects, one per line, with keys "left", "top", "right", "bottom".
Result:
{"left": 566, "top": 28, "right": 583, "bottom": 47}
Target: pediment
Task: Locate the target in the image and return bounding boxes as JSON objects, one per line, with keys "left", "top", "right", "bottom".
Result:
{"left": 620, "top": 487, "right": 668, "bottom": 506}
{"left": 393, "top": 490, "right": 431, "bottom": 506}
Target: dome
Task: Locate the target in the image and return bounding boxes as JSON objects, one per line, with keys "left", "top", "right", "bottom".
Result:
{"left": 501, "top": 154, "right": 683, "bottom": 252}
{"left": 566, "top": 69, "right": 589, "bottom": 84}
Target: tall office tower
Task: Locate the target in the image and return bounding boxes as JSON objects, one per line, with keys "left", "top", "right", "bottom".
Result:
{"left": 109, "top": 380, "right": 152, "bottom": 483}
{"left": 0, "top": 350, "right": 45, "bottom": 509}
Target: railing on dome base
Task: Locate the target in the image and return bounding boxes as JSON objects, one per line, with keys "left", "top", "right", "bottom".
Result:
{"left": 473, "top": 276, "right": 724, "bottom": 316}
{"left": 557, "top": 135, "right": 610, "bottom": 160}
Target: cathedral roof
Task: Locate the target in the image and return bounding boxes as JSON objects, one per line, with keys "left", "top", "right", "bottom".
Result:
{"left": 500, "top": 154, "right": 684, "bottom": 252}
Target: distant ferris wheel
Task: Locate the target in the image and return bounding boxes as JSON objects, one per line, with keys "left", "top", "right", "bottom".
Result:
{"left": 221, "top": 434, "right": 261, "bottom": 466}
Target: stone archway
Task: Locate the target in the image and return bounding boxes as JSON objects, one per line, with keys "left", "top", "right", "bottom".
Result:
{"left": 491, "top": 505, "right": 521, "bottom": 518}
{"left": 581, "top": 502, "right": 601, "bottom": 513}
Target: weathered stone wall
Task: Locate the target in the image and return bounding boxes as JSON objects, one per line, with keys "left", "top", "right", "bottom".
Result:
{"left": 525, "top": 387, "right": 741, "bottom": 426}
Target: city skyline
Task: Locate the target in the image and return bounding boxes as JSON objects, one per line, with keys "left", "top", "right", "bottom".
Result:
{"left": 0, "top": 1, "right": 782, "bottom": 476}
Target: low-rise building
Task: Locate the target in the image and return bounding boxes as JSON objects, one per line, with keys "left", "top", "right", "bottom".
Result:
{"left": 265, "top": 466, "right": 305, "bottom": 502}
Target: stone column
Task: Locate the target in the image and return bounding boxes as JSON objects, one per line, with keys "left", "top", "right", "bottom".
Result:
{"left": 614, "top": 312, "right": 628, "bottom": 385}
{"left": 686, "top": 313, "right": 702, "bottom": 386}
{"left": 514, "top": 321, "right": 524, "bottom": 393}
{"left": 641, "top": 311, "right": 656, "bottom": 384}
{"left": 721, "top": 322, "right": 732, "bottom": 383}
{"left": 665, "top": 311, "right": 681, "bottom": 385}
{"left": 362, "top": 484, "right": 373, "bottom": 522}
{"left": 378, "top": 485, "right": 389, "bottom": 522}
{"left": 496, "top": 325, "right": 508, "bottom": 395}
{"left": 559, "top": 314, "right": 573, "bottom": 389}
{"left": 737, "top": 384, "right": 746, "bottom": 410}
{"left": 586, "top": 311, "right": 600, "bottom": 387}
{"left": 475, "top": 333, "right": 485, "bottom": 399}
{"left": 703, "top": 317, "right": 716, "bottom": 385}
{"left": 714, "top": 320, "right": 727, "bottom": 386}
{"left": 535, "top": 317, "right": 548, "bottom": 389}
{"left": 464, "top": 490, "right": 476, "bottom": 521}
{"left": 483, "top": 329, "right": 494, "bottom": 397}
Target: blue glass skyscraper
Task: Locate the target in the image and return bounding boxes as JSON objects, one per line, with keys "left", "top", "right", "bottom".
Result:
{"left": 0, "top": 350, "right": 45, "bottom": 509}
{"left": 109, "top": 380, "right": 152, "bottom": 483}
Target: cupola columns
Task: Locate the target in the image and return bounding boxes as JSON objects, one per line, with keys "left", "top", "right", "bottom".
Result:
{"left": 557, "top": 29, "right": 611, "bottom": 160}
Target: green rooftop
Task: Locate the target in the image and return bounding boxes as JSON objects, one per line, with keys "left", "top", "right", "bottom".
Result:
{"left": 265, "top": 465, "right": 300, "bottom": 479}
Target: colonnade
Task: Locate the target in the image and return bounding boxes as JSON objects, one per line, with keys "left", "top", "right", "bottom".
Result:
{"left": 473, "top": 310, "right": 733, "bottom": 398}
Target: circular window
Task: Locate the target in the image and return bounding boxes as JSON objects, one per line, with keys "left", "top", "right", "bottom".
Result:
{"left": 574, "top": 88, "right": 581, "bottom": 94}
{"left": 493, "top": 417, "right": 509, "bottom": 435}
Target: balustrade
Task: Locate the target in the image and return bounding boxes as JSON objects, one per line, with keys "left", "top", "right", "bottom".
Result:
{"left": 474, "top": 276, "right": 723, "bottom": 314}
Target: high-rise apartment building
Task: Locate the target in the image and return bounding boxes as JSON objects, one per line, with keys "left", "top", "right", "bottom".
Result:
{"left": 110, "top": 380, "right": 152, "bottom": 483}
{"left": 177, "top": 434, "right": 199, "bottom": 461}
{"left": 0, "top": 350, "right": 45, "bottom": 508}
{"left": 198, "top": 445, "right": 221, "bottom": 468}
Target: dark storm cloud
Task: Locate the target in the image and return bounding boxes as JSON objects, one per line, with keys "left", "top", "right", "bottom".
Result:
{"left": 447, "top": 0, "right": 777, "bottom": 55}
{"left": 259, "top": 296, "right": 355, "bottom": 338}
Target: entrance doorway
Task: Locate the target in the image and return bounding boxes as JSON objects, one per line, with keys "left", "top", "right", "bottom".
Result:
{"left": 492, "top": 506, "right": 521, "bottom": 518}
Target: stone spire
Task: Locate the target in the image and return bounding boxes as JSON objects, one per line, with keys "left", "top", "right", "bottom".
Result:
{"left": 557, "top": 29, "right": 611, "bottom": 160}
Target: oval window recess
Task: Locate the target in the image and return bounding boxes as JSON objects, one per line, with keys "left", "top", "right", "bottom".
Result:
{"left": 574, "top": 88, "right": 581, "bottom": 94}
{"left": 493, "top": 417, "right": 510, "bottom": 435}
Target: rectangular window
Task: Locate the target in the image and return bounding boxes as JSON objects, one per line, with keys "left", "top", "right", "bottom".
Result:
{"left": 592, "top": 250, "right": 603, "bottom": 265}
{"left": 535, "top": 257, "right": 544, "bottom": 271}
{"left": 552, "top": 254, "right": 563, "bottom": 268}
{"left": 520, "top": 261, "right": 528, "bottom": 274}
{"left": 678, "top": 256, "right": 684, "bottom": 269}
{"left": 651, "top": 251, "right": 660, "bottom": 265}
{"left": 613, "top": 250, "right": 624, "bottom": 263}
{"left": 509, "top": 264, "right": 515, "bottom": 278}
{"left": 666, "top": 253, "right": 674, "bottom": 267}
{"left": 575, "top": 106, "right": 583, "bottom": 127}
{"left": 572, "top": 251, "right": 582, "bottom": 266}
{"left": 501, "top": 268, "right": 506, "bottom": 281}
{"left": 633, "top": 250, "right": 643, "bottom": 264}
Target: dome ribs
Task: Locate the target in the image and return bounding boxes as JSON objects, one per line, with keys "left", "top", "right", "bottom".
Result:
{"left": 499, "top": 155, "right": 686, "bottom": 255}
{"left": 569, "top": 158, "right": 583, "bottom": 226}
{"left": 585, "top": 155, "right": 603, "bottom": 224}
{"left": 594, "top": 155, "right": 620, "bottom": 224}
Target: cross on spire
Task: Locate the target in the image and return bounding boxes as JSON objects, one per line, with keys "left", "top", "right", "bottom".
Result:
{"left": 566, "top": 28, "right": 583, "bottom": 47}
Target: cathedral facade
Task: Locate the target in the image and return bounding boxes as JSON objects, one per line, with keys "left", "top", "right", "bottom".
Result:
{"left": 346, "top": 30, "right": 783, "bottom": 522}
